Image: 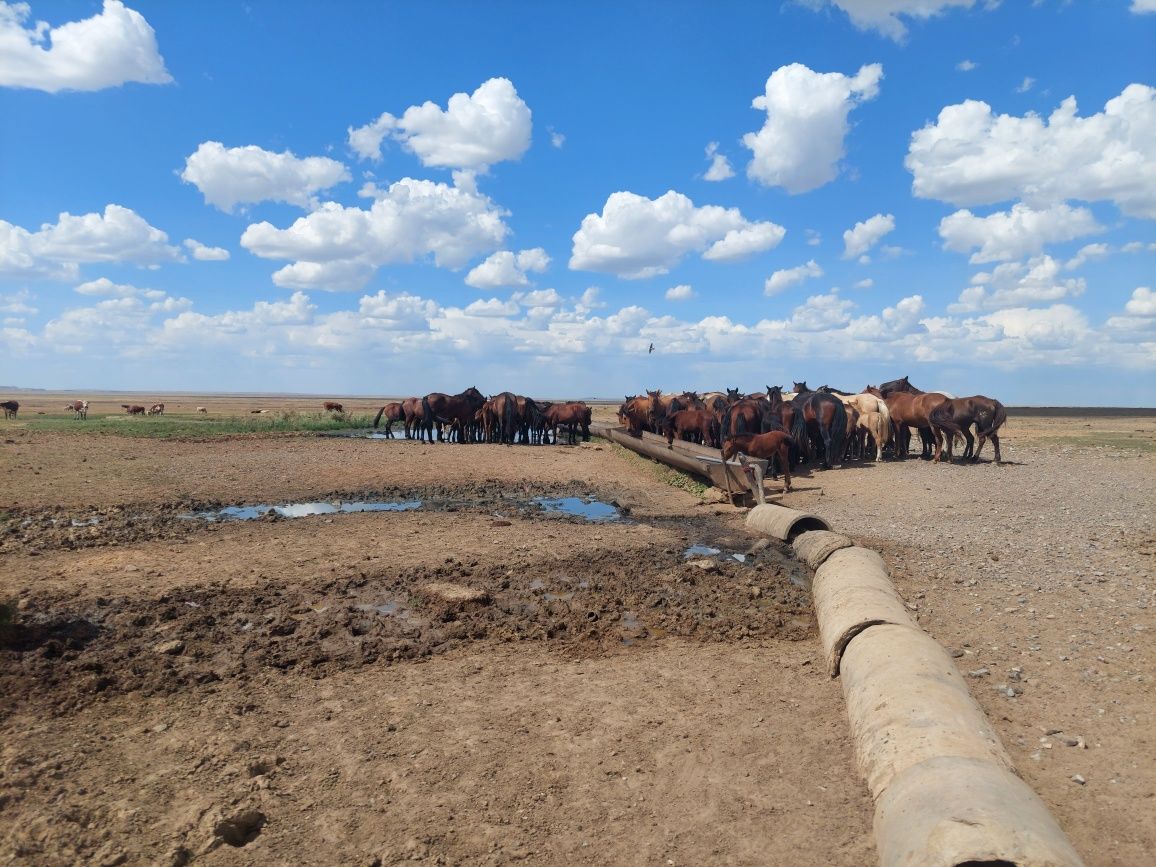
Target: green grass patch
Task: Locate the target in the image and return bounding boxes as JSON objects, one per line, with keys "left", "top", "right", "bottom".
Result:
{"left": 604, "top": 441, "right": 711, "bottom": 496}
{"left": 17, "top": 411, "right": 379, "bottom": 439}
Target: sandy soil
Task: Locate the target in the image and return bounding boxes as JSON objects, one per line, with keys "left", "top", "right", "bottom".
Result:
{"left": 1, "top": 400, "right": 1153, "bottom": 866}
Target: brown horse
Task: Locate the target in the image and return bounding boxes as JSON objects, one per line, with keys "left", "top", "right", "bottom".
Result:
{"left": 790, "top": 383, "right": 847, "bottom": 470}
{"left": 398, "top": 397, "right": 423, "bottom": 438}
{"left": 420, "top": 387, "right": 485, "bottom": 443}
{"left": 483, "top": 392, "right": 520, "bottom": 444}
{"left": 371, "top": 401, "right": 405, "bottom": 435}
{"left": 929, "top": 396, "right": 1007, "bottom": 463}
{"left": 122, "top": 404, "right": 146, "bottom": 415}
{"left": 878, "top": 377, "right": 949, "bottom": 461}
{"left": 661, "top": 409, "right": 720, "bottom": 449}
{"left": 1, "top": 400, "right": 18, "bottom": 419}
{"left": 618, "top": 395, "right": 651, "bottom": 437}
{"left": 323, "top": 401, "right": 344, "bottom": 413}
{"left": 722, "top": 431, "right": 793, "bottom": 492}
{"left": 544, "top": 401, "right": 591, "bottom": 444}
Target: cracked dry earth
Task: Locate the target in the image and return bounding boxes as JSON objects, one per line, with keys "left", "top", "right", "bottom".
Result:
{"left": 1, "top": 409, "right": 1153, "bottom": 866}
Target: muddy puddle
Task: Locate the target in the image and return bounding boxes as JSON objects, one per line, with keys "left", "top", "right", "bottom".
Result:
{"left": 2, "top": 540, "right": 815, "bottom": 714}
{"left": 1, "top": 482, "right": 634, "bottom": 554}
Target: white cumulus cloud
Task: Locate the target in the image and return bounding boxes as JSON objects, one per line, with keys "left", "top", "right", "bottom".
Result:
{"left": 465, "top": 248, "right": 550, "bottom": 289}
{"left": 0, "top": 204, "right": 180, "bottom": 279}
{"left": 240, "top": 175, "right": 510, "bottom": 291}
{"left": 950, "top": 255, "right": 1086, "bottom": 312}
{"left": 183, "top": 239, "right": 230, "bottom": 261}
{"left": 347, "top": 77, "right": 531, "bottom": 171}
{"left": 569, "top": 190, "right": 784, "bottom": 279}
{"left": 765, "top": 260, "right": 823, "bottom": 296}
{"left": 907, "top": 84, "right": 1156, "bottom": 218}
{"left": 665, "top": 284, "right": 695, "bottom": 301}
{"left": 742, "top": 62, "right": 882, "bottom": 193}
{"left": 798, "top": 0, "right": 978, "bottom": 41}
{"left": 939, "top": 203, "right": 1103, "bottom": 264}
{"left": 181, "top": 141, "right": 350, "bottom": 213}
{"left": 1131, "top": 1, "right": 1156, "bottom": 13}
{"left": 0, "top": 0, "right": 171, "bottom": 92}
{"left": 1125, "top": 286, "right": 1156, "bottom": 316}
{"left": 843, "top": 213, "right": 895, "bottom": 259}
{"left": 703, "top": 142, "right": 734, "bottom": 181}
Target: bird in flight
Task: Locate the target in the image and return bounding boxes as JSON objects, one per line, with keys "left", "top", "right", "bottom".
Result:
{"left": 648, "top": 342, "right": 655, "bottom": 354}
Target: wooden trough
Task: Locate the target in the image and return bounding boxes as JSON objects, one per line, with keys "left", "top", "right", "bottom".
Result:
{"left": 589, "top": 422, "right": 778, "bottom": 503}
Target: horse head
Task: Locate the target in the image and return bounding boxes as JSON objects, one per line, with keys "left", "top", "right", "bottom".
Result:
{"left": 792, "top": 381, "right": 809, "bottom": 394}
{"left": 725, "top": 387, "right": 742, "bottom": 403}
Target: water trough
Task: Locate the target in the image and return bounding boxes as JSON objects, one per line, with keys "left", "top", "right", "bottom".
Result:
{"left": 589, "top": 422, "right": 777, "bottom": 503}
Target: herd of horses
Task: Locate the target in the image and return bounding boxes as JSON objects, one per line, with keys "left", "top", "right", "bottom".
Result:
{"left": 372, "top": 387, "right": 592, "bottom": 445}
{"left": 617, "top": 377, "right": 1007, "bottom": 483}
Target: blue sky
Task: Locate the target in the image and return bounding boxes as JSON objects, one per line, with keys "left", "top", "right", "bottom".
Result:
{"left": 1, "top": 1, "right": 1154, "bottom": 404}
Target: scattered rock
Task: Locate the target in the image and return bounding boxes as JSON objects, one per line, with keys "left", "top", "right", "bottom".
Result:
{"left": 213, "top": 808, "right": 267, "bottom": 847}
{"left": 967, "top": 667, "right": 990, "bottom": 678}
{"left": 154, "top": 639, "right": 185, "bottom": 656}
{"left": 1071, "top": 774, "right": 1086, "bottom": 786}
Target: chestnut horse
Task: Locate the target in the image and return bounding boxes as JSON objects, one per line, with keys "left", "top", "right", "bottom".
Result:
{"left": 543, "top": 401, "right": 591, "bottom": 445}
{"left": 618, "top": 395, "right": 651, "bottom": 437}
{"left": 929, "top": 396, "right": 1008, "bottom": 463}
{"left": 399, "top": 397, "right": 423, "bottom": 439}
{"left": 323, "top": 401, "right": 344, "bottom": 413}
{"left": 371, "top": 401, "right": 405, "bottom": 435}
{"left": 722, "top": 431, "right": 793, "bottom": 492}
{"left": 878, "top": 376, "right": 949, "bottom": 461}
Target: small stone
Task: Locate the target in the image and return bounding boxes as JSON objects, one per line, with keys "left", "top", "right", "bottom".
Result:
{"left": 1071, "top": 774, "right": 1086, "bottom": 785}
{"left": 154, "top": 639, "right": 185, "bottom": 656}
{"left": 967, "top": 667, "right": 990, "bottom": 678}
{"left": 949, "top": 648, "right": 965, "bottom": 658}
{"left": 1058, "top": 736, "right": 1080, "bottom": 747}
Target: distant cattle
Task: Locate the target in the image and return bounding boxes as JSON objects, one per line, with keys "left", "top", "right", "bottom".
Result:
{"left": 66, "top": 400, "right": 89, "bottom": 420}
{"left": 1, "top": 400, "right": 18, "bottom": 419}
{"left": 197, "top": 406, "right": 208, "bottom": 414}
{"left": 146, "top": 403, "right": 165, "bottom": 416}
{"left": 122, "top": 404, "right": 146, "bottom": 415}
{"left": 323, "top": 401, "right": 344, "bottom": 413}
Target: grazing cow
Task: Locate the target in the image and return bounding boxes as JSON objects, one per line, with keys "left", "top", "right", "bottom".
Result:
{"left": 1, "top": 400, "right": 18, "bottom": 419}
{"left": 323, "top": 401, "right": 344, "bottom": 413}
{"left": 122, "top": 404, "right": 146, "bottom": 415}
{"left": 146, "top": 403, "right": 165, "bottom": 416}
{"left": 66, "top": 400, "right": 89, "bottom": 420}
{"left": 197, "top": 406, "right": 208, "bottom": 414}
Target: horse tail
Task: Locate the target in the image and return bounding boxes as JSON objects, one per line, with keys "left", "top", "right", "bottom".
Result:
{"left": 790, "top": 406, "right": 808, "bottom": 462}
{"left": 929, "top": 401, "right": 963, "bottom": 438}
{"left": 979, "top": 400, "right": 1008, "bottom": 438}
{"left": 372, "top": 405, "right": 386, "bottom": 429}
{"left": 829, "top": 398, "right": 847, "bottom": 467}
{"left": 421, "top": 395, "right": 434, "bottom": 442}
{"left": 503, "top": 393, "right": 517, "bottom": 445}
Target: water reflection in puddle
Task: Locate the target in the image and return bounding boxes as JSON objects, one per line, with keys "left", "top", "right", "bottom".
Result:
{"left": 533, "top": 497, "right": 624, "bottom": 522}
{"left": 355, "top": 600, "right": 404, "bottom": 616}
{"left": 184, "top": 500, "right": 422, "bottom": 521}
{"left": 684, "top": 545, "right": 721, "bottom": 558}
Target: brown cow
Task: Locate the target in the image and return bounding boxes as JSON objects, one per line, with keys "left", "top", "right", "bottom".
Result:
{"left": 122, "top": 404, "right": 146, "bottom": 415}
{"left": 1, "top": 400, "right": 18, "bottom": 419}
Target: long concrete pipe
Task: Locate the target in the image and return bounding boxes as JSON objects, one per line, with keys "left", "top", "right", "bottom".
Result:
{"left": 744, "top": 504, "right": 1086, "bottom": 867}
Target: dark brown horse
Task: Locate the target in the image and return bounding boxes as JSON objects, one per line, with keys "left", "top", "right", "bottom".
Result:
{"left": 323, "top": 401, "right": 344, "bottom": 413}
{"left": 398, "top": 397, "right": 423, "bottom": 439}
{"left": 790, "top": 383, "right": 847, "bottom": 470}
{"left": 878, "top": 376, "right": 949, "bottom": 461}
{"left": 722, "top": 431, "right": 793, "bottom": 492}
{"left": 929, "top": 396, "right": 1007, "bottom": 463}
{"left": 371, "top": 401, "right": 405, "bottom": 434}
{"left": 1, "top": 400, "right": 18, "bottom": 419}
{"left": 483, "top": 392, "right": 520, "bottom": 444}
{"left": 121, "top": 404, "right": 146, "bottom": 416}
{"left": 661, "top": 409, "right": 720, "bottom": 449}
{"left": 420, "top": 387, "right": 485, "bottom": 443}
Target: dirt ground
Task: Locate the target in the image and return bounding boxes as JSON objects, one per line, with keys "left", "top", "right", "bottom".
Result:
{"left": 1, "top": 396, "right": 1153, "bottom": 866}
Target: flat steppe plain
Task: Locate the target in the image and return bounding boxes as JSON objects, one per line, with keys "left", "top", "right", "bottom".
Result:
{"left": 1, "top": 393, "right": 1153, "bottom": 866}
